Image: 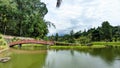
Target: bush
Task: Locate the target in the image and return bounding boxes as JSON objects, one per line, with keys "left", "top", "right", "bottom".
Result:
{"left": 78, "top": 36, "right": 91, "bottom": 46}
{"left": 0, "top": 36, "right": 2, "bottom": 39}
{"left": 0, "top": 34, "right": 3, "bottom": 39}
{"left": 12, "top": 37, "right": 20, "bottom": 42}
{"left": 0, "top": 34, "right": 7, "bottom": 46}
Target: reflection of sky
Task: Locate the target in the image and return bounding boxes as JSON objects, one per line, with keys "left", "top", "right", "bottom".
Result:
{"left": 43, "top": 50, "right": 120, "bottom": 68}
{"left": 41, "top": 0, "right": 120, "bottom": 35}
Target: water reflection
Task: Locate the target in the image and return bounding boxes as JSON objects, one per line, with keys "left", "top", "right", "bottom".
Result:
{"left": 44, "top": 48, "right": 120, "bottom": 68}
{"left": 0, "top": 47, "right": 120, "bottom": 68}
{"left": 76, "top": 48, "right": 120, "bottom": 65}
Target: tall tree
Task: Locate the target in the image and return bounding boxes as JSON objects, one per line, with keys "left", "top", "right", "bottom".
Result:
{"left": 101, "top": 21, "right": 112, "bottom": 41}
{"left": 91, "top": 30, "right": 100, "bottom": 41}
{"left": 112, "top": 26, "right": 120, "bottom": 41}
{"left": 55, "top": 33, "right": 59, "bottom": 41}
{"left": 0, "top": 0, "right": 17, "bottom": 35}
{"left": 68, "top": 30, "right": 75, "bottom": 43}
{"left": 0, "top": 0, "right": 50, "bottom": 38}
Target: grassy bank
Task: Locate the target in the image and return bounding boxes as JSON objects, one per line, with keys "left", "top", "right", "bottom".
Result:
{"left": 50, "top": 42, "right": 120, "bottom": 49}
{"left": 93, "top": 42, "right": 120, "bottom": 46}
{"left": 0, "top": 34, "right": 8, "bottom": 50}
{"left": 50, "top": 45, "right": 106, "bottom": 49}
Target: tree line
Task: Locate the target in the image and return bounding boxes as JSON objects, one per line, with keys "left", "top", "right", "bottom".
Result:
{"left": 0, "top": 0, "right": 51, "bottom": 38}
{"left": 50, "top": 21, "right": 120, "bottom": 44}
{"left": 0, "top": 0, "right": 120, "bottom": 42}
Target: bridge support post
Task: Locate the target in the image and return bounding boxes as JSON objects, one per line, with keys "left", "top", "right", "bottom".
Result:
{"left": 18, "top": 44, "right": 22, "bottom": 48}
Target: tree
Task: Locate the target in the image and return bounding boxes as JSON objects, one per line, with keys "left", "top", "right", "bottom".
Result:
{"left": 112, "top": 26, "right": 120, "bottom": 42}
{"left": 68, "top": 30, "right": 75, "bottom": 43}
{"left": 0, "top": 34, "right": 7, "bottom": 46}
{"left": 78, "top": 36, "right": 91, "bottom": 46}
{"left": 55, "top": 33, "right": 59, "bottom": 41}
{"left": 0, "top": 0, "right": 17, "bottom": 35}
{"left": 101, "top": 21, "right": 112, "bottom": 42}
{"left": 91, "top": 30, "right": 100, "bottom": 41}
{"left": 0, "top": 0, "right": 50, "bottom": 38}
{"left": 13, "top": 0, "right": 48, "bottom": 37}
{"left": 74, "top": 30, "right": 82, "bottom": 39}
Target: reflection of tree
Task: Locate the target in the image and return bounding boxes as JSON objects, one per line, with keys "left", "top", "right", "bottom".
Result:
{"left": 70, "top": 50, "right": 74, "bottom": 56}
{"left": 70, "top": 50, "right": 80, "bottom": 68}
{"left": 76, "top": 48, "right": 120, "bottom": 65}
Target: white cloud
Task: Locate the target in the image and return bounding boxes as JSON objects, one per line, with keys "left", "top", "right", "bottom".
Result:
{"left": 41, "top": 0, "right": 120, "bottom": 35}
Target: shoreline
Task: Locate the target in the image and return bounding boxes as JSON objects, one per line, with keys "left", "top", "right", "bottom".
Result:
{"left": 0, "top": 48, "right": 9, "bottom": 54}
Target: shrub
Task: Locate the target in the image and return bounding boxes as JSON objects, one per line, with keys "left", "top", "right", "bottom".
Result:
{"left": 78, "top": 36, "right": 91, "bottom": 46}
{"left": 0, "top": 34, "right": 7, "bottom": 46}
{"left": 12, "top": 37, "right": 20, "bottom": 42}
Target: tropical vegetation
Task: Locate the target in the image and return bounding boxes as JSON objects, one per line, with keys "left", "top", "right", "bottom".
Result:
{"left": 50, "top": 21, "right": 120, "bottom": 46}
{"left": 0, "top": 0, "right": 50, "bottom": 38}
{"left": 0, "top": 34, "right": 7, "bottom": 49}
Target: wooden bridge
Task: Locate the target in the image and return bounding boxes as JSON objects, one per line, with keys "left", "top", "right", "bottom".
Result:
{"left": 8, "top": 40, "right": 55, "bottom": 47}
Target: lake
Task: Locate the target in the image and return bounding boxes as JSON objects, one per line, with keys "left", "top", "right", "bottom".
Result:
{"left": 0, "top": 47, "right": 120, "bottom": 68}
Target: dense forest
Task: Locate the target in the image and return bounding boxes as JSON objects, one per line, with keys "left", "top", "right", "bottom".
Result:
{"left": 50, "top": 21, "right": 120, "bottom": 44}
{"left": 0, "top": 0, "right": 52, "bottom": 38}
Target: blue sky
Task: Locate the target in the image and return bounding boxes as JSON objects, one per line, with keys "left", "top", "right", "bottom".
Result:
{"left": 41, "top": 0, "right": 120, "bottom": 35}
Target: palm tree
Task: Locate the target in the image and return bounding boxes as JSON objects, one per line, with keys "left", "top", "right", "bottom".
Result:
{"left": 56, "top": 0, "right": 62, "bottom": 7}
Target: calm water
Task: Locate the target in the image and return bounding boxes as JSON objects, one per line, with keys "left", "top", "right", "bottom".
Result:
{"left": 0, "top": 47, "right": 120, "bottom": 68}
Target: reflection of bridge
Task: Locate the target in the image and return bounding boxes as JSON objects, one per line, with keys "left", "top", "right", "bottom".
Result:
{"left": 8, "top": 40, "right": 54, "bottom": 47}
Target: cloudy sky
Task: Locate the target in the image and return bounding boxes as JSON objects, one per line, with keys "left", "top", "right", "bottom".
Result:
{"left": 41, "top": 0, "right": 120, "bottom": 35}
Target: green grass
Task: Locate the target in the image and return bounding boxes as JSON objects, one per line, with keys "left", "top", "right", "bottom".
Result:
{"left": 50, "top": 45, "right": 106, "bottom": 49}
{"left": 22, "top": 44, "right": 45, "bottom": 47}
{"left": 50, "top": 42, "right": 120, "bottom": 49}
{"left": 92, "top": 42, "right": 120, "bottom": 46}
{"left": 13, "top": 44, "right": 45, "bottom": 48}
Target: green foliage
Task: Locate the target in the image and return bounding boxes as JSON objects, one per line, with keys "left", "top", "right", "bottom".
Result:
{"left": 112, "top": 26, "right": 120, "bottom": 42}
{"left": 49, "top": 21, "right": 119, "bottom": 44}
{"left": 0, "top": 0, "right": 17, "bottom": 35}
{"left": 101, "top": 21, "right": 112, "bottom": 41}
{"left": 93, "top": 42, "right": 120, "bottom": 46}
{"left": 91, "top": 29, "right": 100, "bottom": 41}
{"left": 0, "top": 34, "right": 7, "bottom": 46}
{"left": 11, "top": 37, "right": 20, "bottom": 42}
{"left": 0, "top": 36, "right": 2, "bottom": 39}
{"left": 78, "top": 36, "right": 91, "bottom": 46}
{"left": 55, "top": 33, "right": 59, "bottom": 41}
{"left": 43, "top": 36, "right": 49, "bottom": 41}
{"left": 73, "top": 21, "right": 118, "bottom": 42}
{"left": 0, "top": 0, "right": 50, "bottom": 38}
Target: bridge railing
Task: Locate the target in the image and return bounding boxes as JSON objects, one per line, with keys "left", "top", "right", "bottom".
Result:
{"left": 8, "top": 40, "right": 55, "bottom": 47}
